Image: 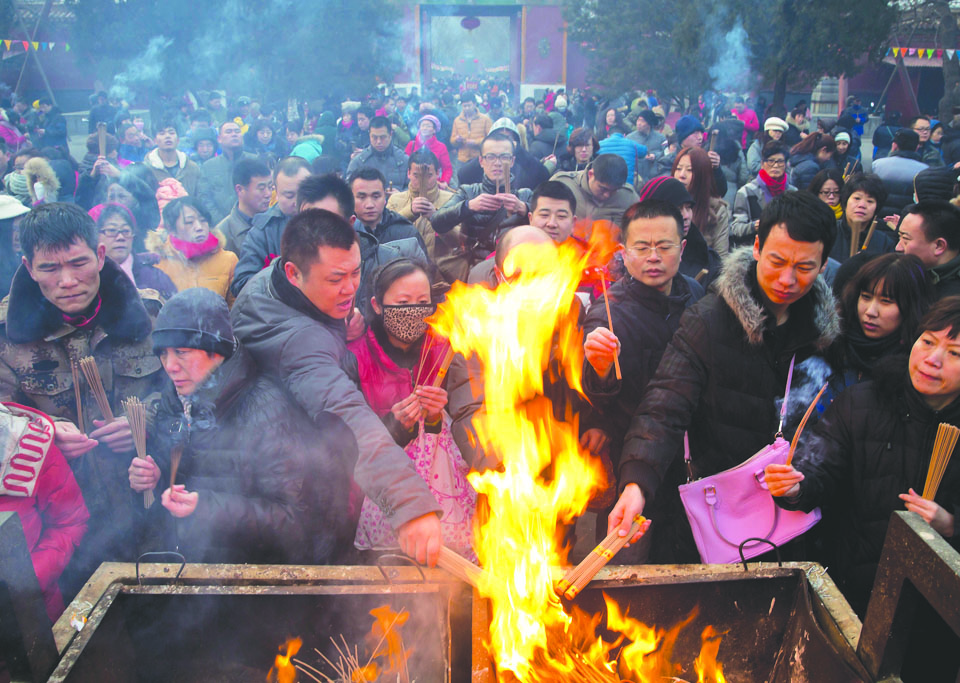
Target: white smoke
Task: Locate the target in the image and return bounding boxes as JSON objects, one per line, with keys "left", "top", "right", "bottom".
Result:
{"left": 709, "top": 20, "right": 752, "bottom": 93}
{"left": 109, "top": 36, "right": 174, "bottom": 102}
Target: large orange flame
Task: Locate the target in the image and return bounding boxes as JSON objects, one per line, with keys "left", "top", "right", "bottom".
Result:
{"left": 267, "top": 636, "right": 301, "bottom": 683}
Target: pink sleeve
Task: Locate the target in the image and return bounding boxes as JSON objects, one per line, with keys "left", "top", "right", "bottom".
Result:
{"left": 436, "top": 142, "right": 453, "bottom": 183}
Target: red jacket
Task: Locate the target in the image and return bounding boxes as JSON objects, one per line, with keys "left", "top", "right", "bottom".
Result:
{"left": 0, "top": 412, "right": 89, "bottom": 623}
{"left": 732, "top": 107, "right": 760, "bottom": 148}
{"left": 405, "top": 135, "right": 453, "bottom": 184}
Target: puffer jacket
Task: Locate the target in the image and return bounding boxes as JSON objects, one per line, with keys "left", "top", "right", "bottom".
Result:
{"left": 147, "top": 228, "right": 238, "bottom": 304}
{"left": 150, "top": 346, "right": 354, "bottom": 564}
{"left": 828, "top": 217, "right": 896, "bottom": 265}
{"left": 619, "top": 247, "right": 841, "bottom": 562}
{"left": 781, "top": 367, "right": 960, "bottom": 616}
{"left": 730, "top": 175, "right": 798, "bottom": 248}
{"left": 456, "top": 147, "right": 550, "bottom": 191}
{"left": 788, "top": 152, "right": 829, "bottom": 192}
{"left": 598, "top": 133, "right": 647, "bottom": 183}
{"left": 230, "top": 261, "right": 442, "bottom": 530}
{"left": 529, "top": 127, "right": 566, "bottom": 161}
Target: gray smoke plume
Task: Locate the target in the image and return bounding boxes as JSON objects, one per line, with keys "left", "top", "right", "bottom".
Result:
{"left": 709, "top": 19, "right": 752, "bottom": 93}
{"left": 109, "top": 35, "right": 173, "bottom": 102}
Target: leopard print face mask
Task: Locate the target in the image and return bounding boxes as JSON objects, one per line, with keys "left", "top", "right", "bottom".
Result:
{"left": 381, "top": 303, "right": 436, "bottom": 343}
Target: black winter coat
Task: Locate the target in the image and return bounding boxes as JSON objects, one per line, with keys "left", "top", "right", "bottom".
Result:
{"left": 456, "top": 147, "right": 550, "bottom": 191}
{"left": 828, "top": 217, "right": 896, "bottom": 265}
{"left": 781, "top": 367, "right": 960, "bottom": 616}
{"left": 150, "top": 346, "right": 355, "bottom": 564}
{"left": 619, "top": 248, "right": 841, "bottom": 562}
{"left": 582, "top": 273, "right": 704, "bottom": 466}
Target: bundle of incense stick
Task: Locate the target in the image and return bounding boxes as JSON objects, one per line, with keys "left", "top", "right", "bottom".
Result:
{"left": 430, "top": 347, "right": 456, "bottom": 388}
{"left": 70, "top": 358, "right": 83, "bottom": 430}
{"left": 437, "top": 546, "right": 485, "bottom": 587}
{"left": 168, "top": 444, "right": 183, "bottom": 493}
{"left": 842, "top": 162, "right": 852, "bottom": 181}
{"left": 923, "top": 423, "right": 960, "bottom": 500}
{"left": 79, "top": 356, "right": 113, "bottom": 421}
{"left": 503, "top": 161, "right": 511, "bottom": 195}
{"left": 557, "top": 515, "right": 651, "bottom": 600}
{"left": 786, "top": 382, "right": 829, "bottom": 466}
{"left": 599, "top": 273, "right": 622, "bottom": 380}
{"left": 708, "top": 130, "right": 718, "bottom": 153}
{"left": 417, "top": 163, "right": 428, "bottom": 200}
{"left": 96, "top": 122, "right": 106, "bottom": 158}
{"left": 123, "top": 397, "right": 152, "bottom": 508}
{"left": 859, "top": 219, "right": 878, "bottom": 253}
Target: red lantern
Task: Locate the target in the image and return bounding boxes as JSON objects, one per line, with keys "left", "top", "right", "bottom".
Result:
{"left": 461, "top": 16, "right": 481, "bottom": 31}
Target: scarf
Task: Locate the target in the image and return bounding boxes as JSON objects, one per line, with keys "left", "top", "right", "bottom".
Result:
{"left": 758, "top": 169, "right": 787, "bottom": 196}
{"left": 845, "top": 326, "right": 903, "bottom": 375}
{"left": 62, "top": 294, "right": 102, "bottom": 328}
{"left": 169, "top": 232, "right": 219, "bottom": 260}
{"left": 831, "top": 203, "right": 843, "bottom": 219}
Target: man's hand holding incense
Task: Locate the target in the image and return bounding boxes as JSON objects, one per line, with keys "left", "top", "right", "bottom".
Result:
{"left": 398, "top": 512, "right": 442, "bottom": 567}
{"left": 764, "top": 463, "right": 803, "bottom": 498}
{"left": 162, "top": 484, "right": 198, "bottom": 518}
{"left": 467, "top": 194, "right": 502, "bottom": 213}
{"left": 900, "top": 488, "right": 955, "bottom": 537}
{"left": 496, "top": 193, "right": 526, "bottom": 215}
{"left": 55, "top": 421, "right": 98, "bottom": 459}
{"left": 91, "top": 416, "right": 134, "bottom": 453}
{"left": 608, "top": 483, "right": 645, "bottom": 546}
{"left": 128, "top": 455, "right": 159, "bottom": 492}
{"left": 414, "top": 385, "right": 447, "bottom": 422}
{"left": 411, "top": 197, "right": 436, "bottom": 218}
{"left": 585, "top": 327, "right": 620, "bottom": 379}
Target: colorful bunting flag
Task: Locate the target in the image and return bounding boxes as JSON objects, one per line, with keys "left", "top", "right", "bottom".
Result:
{"left": 20, "top": 41, "right": 27, "bottom": 51}
{"left": 893, "top": 47, "right": 900, "bottom": 57}
{"left": 49, "top": 42, "right": 54, "bottom": 49}
{"left": 30, "top": 42, "right": 38, "bottom": 50}
{"left": 908, "top": 47, "right": 917, "bottom": 56}
{"left": 938, "top": 49, "right": 944, "bottom": 58}
{"left": 949, "top": 49, "right": 957, "bottom": 60}
{"left": 65, "top": 43, "right": 70, "bottom": 51}
{"left": 2, "top": 40, "right": 8, "bottom": 51}
{"left": 886, "top": 48, "right": 892, "bottom": 57}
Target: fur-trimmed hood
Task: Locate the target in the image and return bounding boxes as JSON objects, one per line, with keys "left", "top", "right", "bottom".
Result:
{"left": 3, "top": 257, "right": 152, "bottom": 344}
{"left": 714, "top": 246, "right": 840, "bottom": 350}
{"left": 23, "top": 157, "right": 60, "bottom": 204}
{"left": 144, "top": 147, "right": 188, "bottom": 171}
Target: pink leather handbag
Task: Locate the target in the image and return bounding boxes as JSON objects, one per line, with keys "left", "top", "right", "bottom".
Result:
{"left": 677, "top": 357, "right": 822, "bottom": 564}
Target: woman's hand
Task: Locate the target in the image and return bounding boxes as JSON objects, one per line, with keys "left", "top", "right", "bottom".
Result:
{"left": 900, "top": 488, "right": 955, "bottom": 537}
{"left": 763, "top": 463, "right": 804, "bottom": 497}
{"left": 162, "top": 484, "right": 199, "bottom": 518}
{"left": 415, "top": 385, "right": 447, "bottom": 422}
{"left": 391, "top": 393, "right": 422, "bottom": 430}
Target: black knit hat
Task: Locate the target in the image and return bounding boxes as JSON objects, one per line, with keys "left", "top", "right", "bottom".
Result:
{"left": 914, "top": 166, "right": 958, "bottom": 203}
{"left": 638, "top": 176, "right": 694, "bottom": 208}
{"left": 638, "top": 109, "right": 658, "bottom": 129}
{"left": 152, "top": 288, "right": 235, "bottom": 359}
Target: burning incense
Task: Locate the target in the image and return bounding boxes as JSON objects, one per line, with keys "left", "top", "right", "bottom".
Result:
{"left": 430, "top": 347, "right": 456, "bottom": 388}
{"left": 557, "top": 515, "right": 651, "bottom": 600}
{"left": 79, "top": 356, "right": 113, "bottom": 421}
{"left": 123, "top": 397, "right": 152, "bottom": 508}
{"left": 708, "top": 130, "right": 718, "bottom": 153}
{"left": 786, "top": 382, "right": 829, "bottom": 466}
{"left": 96, "top": 122, "right": 107, "bottom": 158}
{"left": 599, "top": 274, "right": 622, "bottom": 380}
{"left": 437, "top": 546, "right": 485, "bottom": 587}
{"left": 168, "top": 445, "right": 183, "bottom": 492}
{"left": 923, "top": 423, "right": 960, "bottom": 500}
{"left": 860, "top": 219, "right": 878, "bottom": 252}
{"left": 503, "top": 161, "right": 511, "bottom": 195}
{"left": 71, "top": 358, "right": 83, "bottom": 430}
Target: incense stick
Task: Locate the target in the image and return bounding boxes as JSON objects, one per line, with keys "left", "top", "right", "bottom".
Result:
{"left": 860, "top": 219, "right": 878, "bottom": 252}
{"left": 96, "top": 122, "right": 106, "bottom": 158}
{"left": 123, "top": 397, "right": 153, "bottom": 508}
{"left": 437, "top": 546, "right": 485, "bottom": 587}
{"left": 923, "top": 423, "right": 959, "bottom": 500}
{"left": 599, "top": 274, "right": 622, "bottom": 380}
{"left": 849, "top": 222, "right": 862, "bottom": 259}
{"left": 786, "top": 382, "right": 828, "bottom": 466}
{"left": 70, "top": 358, "right": 84, "bottom": 430}
{"left": 79, "top": 357, "right": 113, "bottom": 421}
{"left": 430, "top": 346, "right": 456, "bottom": 388}
{"left": 503, "top": 161, "right": 511, "bottom": 195}
{"left": 557, "top": 515, "right": 650, "bottom": 600}
{"left": 168, "top": 445, "right": 183, "bottom": 492}
{"left": 842, "top": 162, "right": 852, "bottom": 181}
{"left": 708, "top": 130, "right": 718, "bottom": 153}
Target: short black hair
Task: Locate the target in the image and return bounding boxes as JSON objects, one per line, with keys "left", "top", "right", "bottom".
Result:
{"left": 761, "top": 141, "right": 788, "bottom": 161}
{"left": 296, "top": 173, "right": 354, "bottom": 217}
{"left": 372, "top": 257, "right": 431, "bottom": 305}
{"left": 840, "top": 173, "right": 888, "bottom": 218}
{"left": 20, "top": 203, "right": 98, "bottom": 262}
{"left": 530, "top": 180, "right": 576, "bottom": 214}
{"left": 273, "top": 155, "right": 311, "bottom": 182}
{"left": 162, "top": 196, "right": 211, "bottom": 235}
{"left": 480, "top": 131, "right": 516, "bottom": 156}
{"left": 408, "top": 149, "right": 440, "bottom": 172}
{"left": 533, "top": 113, "right": 553, "bottom": 129}
{"left": 190, "top": 108, "right": 212, "bottom": 124}
{"left": 232, "top": 158, "right": 271, "bottom": 188}
{"left": 591, "top": 154, "right": 628, "bottom": 187}
{"left": 369, "top": 115, "right": 392, "bottom": 134}
{"left": 523, "top": 97, "right": 536, "bottom": 106}
{"left": 757, "top": 191, "right": 837, "bottom": 264}
{"left": 349, "top": 167, "right": 386, "bottom": 190}
{"left": 621, "top": 199, "right": 685, "bottom": 241}
{"left": 286, "top": 119, "right": 303, "bottom": 135}
{"left": 218, "top": 119, "right": 241, "bottom": 133}
{"left": 281, "top": 208, "right": 359, "bottom": 274}
{"left": 807, "top": 167, "right": 844, "bottom": 196}
{"left": 904, "top": 200, "right": 960, "bottom": 250}
{"left": 893, "top": 128, "right": 920, "bottom": 152}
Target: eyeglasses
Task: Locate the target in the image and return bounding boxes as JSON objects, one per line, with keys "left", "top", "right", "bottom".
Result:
{"left": 763, "top": 159, "right": 786, "bottom": 167}
{"left": 630, "top": 242, "right": 680, "bottom": 258}
{"left": 482, "top": 153, "right": 515, "bottom": 164}
{"left": 99, "top": 228, "right": 132, "bottom": 238}
{"left": 913, "top": 126, "right": 931, "bottom": 132}
{"left": 818, "top": 189, "right": 840, "bottom": 198}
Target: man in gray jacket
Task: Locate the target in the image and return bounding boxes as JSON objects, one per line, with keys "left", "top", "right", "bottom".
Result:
{"left": 346, "top": 116, "right": 409, "bottom": 191}
{"left": 231, "top": 209, "right": 443, "bottom": 565}
{"left": 197, "top": 120, "right": 257, "bottom": 224}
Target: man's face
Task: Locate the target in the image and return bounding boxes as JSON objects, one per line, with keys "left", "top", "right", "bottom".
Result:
{"left": 237, "top": 174, "right": 272, "bottom": 215}
{"left": 24, "top": 239, "right": 106, "bottom": 315}
{"left": 910, "top": 328, "right": 960, "bottom": 410}
{"left": 369, "top": 126, "right": 392, "bottom": 153}
{"left": 523, "top": 101, "right": 535, "bottom": 116}
{"left": 155, "top": 127, "right": 178, "bottom": 150}
{"left": 408, "top": 163, "right": 438, "bottom": 193}
{"left": 752, "top": 224, "right": 825, "bottom": 310}
{"left": 462, "top": 101, "right": 477, "bottom": 118}
{"left": 160, "top": 348, "right": 223, "bottom": 396}
{"left": 196, "top": 140, "right": 215, "bottom": 161}
{"left": 681, "top": 131, "right": 702, "bottom": 149}
{"left": 912, "top": 118, "right": 932, "bottom": 143}
{"left": 679, "top": 203, "right": 693, "bottom": 235}
{"left": 623, "top": 216, "right": 685, "bottom": 293}
{"left": 352, "top": 178, "right": 386, "bottom": 227}
{"left": 275, "top": 168, "right": 311, "bottom": 217}
{"left": 219, "top": 123, "right": 243, "bottom": 151}
{"left": 896, "top": 213, "right": 940, "bottom": 267}
{"left": 357, "top": 113, "right": 370, "bottom": 130}
{"left": 479, "top": 139, "right": 515, "bottom": 183}
{"left": 123, "top": 126, "right": 140, "bottom": 146}
{"left": 586, "top": 169, "right": 618, "bottom": 203}
{"left": 529, "top": 196, "right": 574, "bottom": 243}
{"left": 285, "top": 243, "right": 362, "bottom": 319}
{"left": 636, "top": 117, "right": 650, "bottom": 134}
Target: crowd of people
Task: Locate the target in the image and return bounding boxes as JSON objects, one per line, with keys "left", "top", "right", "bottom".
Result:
{"left": 0, "top": 80, "right": 958, "bottom": 674}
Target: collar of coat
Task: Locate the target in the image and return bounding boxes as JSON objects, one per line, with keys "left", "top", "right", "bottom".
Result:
{"left": 145, "top": 147, "right": 187, "bottom": 171}
{"left": 714, "top": 246, "right": 840, "bottom": 350}
{"left": 3, "top": 256, "right": 153, "bottom": 344}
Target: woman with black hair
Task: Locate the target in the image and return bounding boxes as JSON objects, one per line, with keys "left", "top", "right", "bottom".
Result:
{"left": 829, "top": 173, "right": 897, "bottom": 264}
{"left": 788, "top": 132, "right": 836, "bottom": 190}
{"left": 553, "top": 127, "right": 598, "bottom": 172}
{"left": 100, "top": 167, "right": 161, "bottom": 250}
{"left": 597, "top": 107, "right": 625, "bottom": 141}
{"left": 807, "top": 167, "right": 845, "bottom": 220}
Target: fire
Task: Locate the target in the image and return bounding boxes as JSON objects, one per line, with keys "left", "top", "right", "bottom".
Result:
{"left": 267, "top": 636, "right": 302, "bottom": 683}
{"left": 694, "top": 626, "right": 729, "bottom": 683}
{"left": 361, "top": 605, "right": 412, "bottom": 681}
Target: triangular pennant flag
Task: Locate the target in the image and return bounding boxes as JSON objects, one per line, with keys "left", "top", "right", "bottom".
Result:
{"left": 928, "top": 49, "right": 934, "bottom": 58}
{"left": 893, "top": 47, "right": 901, "bottom": 57}
{"left": 48, "top": 42, "right": 54, "bottom": 50}
{"left": 3, "top": 40, "right": 9, "bottom": 51}
{"left": 21, "top": 41, "right": 28, "bottom": 51}
{"left": 908, "top": 47, "right": 917, "bottom": 56}
{"left": 938, "top": 49, "right": 944, "bottom": 58}
{"left": 949, "top": 49, "right": 956, "bottom": 60}
{"left": 64, "top": 43, "right": 70, "bottom": 52}
{"left": 41, "top": 42, "right": 47, "bottom": 50}
{"left": 30, "top": 42, "right": 38, "bottom": 50}
{"left": 886, "top": 48, "right": 892, "bottom": 57}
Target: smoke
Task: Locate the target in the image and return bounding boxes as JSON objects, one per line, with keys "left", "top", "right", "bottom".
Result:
{"left": 708, "top": 19, "right": 751, "bottom": 93}
{"left": 775, "top": 355, "right": 834, "bottom": 434}
{"left": 109, "top": 36, "right": 174, "bottom": 102}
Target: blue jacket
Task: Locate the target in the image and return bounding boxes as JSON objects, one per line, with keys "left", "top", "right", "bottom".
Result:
{"left": 598, "top": 133, "right": 646, "bottom": 183}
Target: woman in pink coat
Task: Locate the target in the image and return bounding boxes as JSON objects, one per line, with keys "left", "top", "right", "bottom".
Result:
{"left": 404, "top": 114, "right": 453, "bottom": 184}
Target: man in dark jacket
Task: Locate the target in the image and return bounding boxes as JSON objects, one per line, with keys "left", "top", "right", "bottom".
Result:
{"left": 434, "top": 132, "right": 532, "bottom": 265}
{"left": 871, "top": 128, "right": 928, "bottom": 218}
{"left": 36, "top": 97, "right": 67, "bottom": 150}
{"left": 345, "top": 116, "right": 409, "bottom": 191}
{"left": 895, "top": 200, "right": 960, "bottom": 299}
{"left": 456, "top": 118, "right": 549, "bottom": 191}
{"left": 908, "top": 115, "right": 945, "bottom": 168}
{"left": 131, "top": 288, "right": 354, "bottom": 563}
{"left": 609, "top": 192, "right": 840, "bottom": 562}
{"left": 214, "top": 158, "right": 272, "bottom": 255}
{"left": 230, "top": 210, "right": 443, "bottom": 566}
{"left": 528, "top": 114, "right": 565, "bottom": 161}
{"left": 87, "top": 91, "right": 117, "bottom": 135}
{"left": 197, "top": 121, "right": 258, "bottom": 224}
